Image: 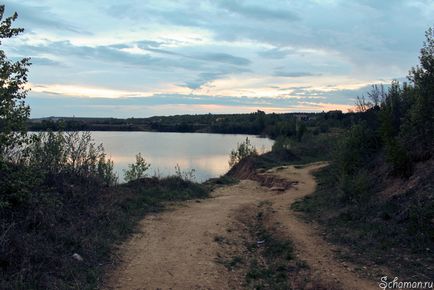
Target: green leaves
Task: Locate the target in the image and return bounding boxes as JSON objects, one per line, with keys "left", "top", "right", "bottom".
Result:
{"left": 124, "top": 153, "right": 151, "bottom": 182}
{"left": 0, "top": 5, "right": 30, "bottom": 159}
{"left": 228, "top": 137, "right": 258, "bottom": 167}
{"left": 26, "top": 131, "right": 118, "bottom": 186}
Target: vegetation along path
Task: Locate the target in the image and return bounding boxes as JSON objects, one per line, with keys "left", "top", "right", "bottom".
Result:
{"left": 105, "top": 162, "right": 380, "bottom": 290}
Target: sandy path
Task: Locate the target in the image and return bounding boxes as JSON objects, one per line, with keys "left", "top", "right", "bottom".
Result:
{"left": 105, "top": 162, "right": 379, "bottom": 290}
{"left": 105, "top": 180, "right": 270, "bottom": 290}
{"left": 266, "top": 163, "right": 379, "bottom": 290}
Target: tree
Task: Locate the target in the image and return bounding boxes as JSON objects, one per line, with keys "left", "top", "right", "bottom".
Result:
{"left": 355, "top": 84, "right": 386, "bottom": 112}
{"left": 404, "top": 27, "right": 434, "bottom": 159}
{"left": 0, "top": 5, "right": 30, "bottom": 159}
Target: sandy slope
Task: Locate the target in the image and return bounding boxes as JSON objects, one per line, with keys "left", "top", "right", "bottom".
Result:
{"left": 105, "top": 162, "right": 379, "bottom": 290}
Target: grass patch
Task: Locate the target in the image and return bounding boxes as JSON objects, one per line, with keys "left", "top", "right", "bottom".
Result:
{"left": 214, "top": 202, "right": 336, "bottom": 290}
{"left": 244, "top": 206, "right": 296, "bottom": 290}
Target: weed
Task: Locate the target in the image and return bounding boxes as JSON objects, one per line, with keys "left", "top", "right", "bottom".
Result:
{"left": 214, "top": 235, "right": 226, "bottom": 244}
{"left": 216, "top": 255, "right": 243, "bottom": 270}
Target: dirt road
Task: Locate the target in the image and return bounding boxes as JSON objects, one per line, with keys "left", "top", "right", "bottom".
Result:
{"left": 105, "top": 162, "right": 379, "bottom": 290}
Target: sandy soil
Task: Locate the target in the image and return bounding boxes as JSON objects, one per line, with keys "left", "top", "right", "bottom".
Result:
{"left": 105, "top": 162, "right": 379, "bottom": 290}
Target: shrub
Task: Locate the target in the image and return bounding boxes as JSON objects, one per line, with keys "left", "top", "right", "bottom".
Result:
{"left": 98, "top": 156, "right": 117, "bottom": 186}
{"left": 174, "top": 163, "right": 196, "bottom": 182}
{"left": 26, "top": 131, "right": 117, "bottom": 186}
{"left": 331, "top": 123, "right": 379, "bottom": 203}
{"left": 384, "top": 139, "right": 412, "bottom": 177}
{"left": 26, "top": 131, "right": 66, "bottom": 175}
{"left": 0, "top": 162, "right": 41, "bottom": 208}
{"left": 124, "top": 153, "right": 151, "bottom": 182}
{"left": 229, "top": 137, "right": 258, "bottom": 167}
{"left": 338, "top": 170, "right": 372, "bottom": 204}
{"left": 334, "top": 122, "right": 378, "bottom": 176}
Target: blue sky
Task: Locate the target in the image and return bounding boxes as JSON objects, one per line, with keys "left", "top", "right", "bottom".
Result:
{"left": 2, "top": 0, "right": 433, "bottom": 117}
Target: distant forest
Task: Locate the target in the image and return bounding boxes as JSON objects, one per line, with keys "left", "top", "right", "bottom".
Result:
{"left": 28, "top": 110, "right": 352, "bottom": 138}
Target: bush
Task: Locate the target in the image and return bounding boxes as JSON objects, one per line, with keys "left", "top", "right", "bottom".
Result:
{"left": 124, "top": 153, "right": 151, "bottom": 182}
{"left": 26, "top": 131, "right": 117, "bottom": 186}
{"left": 334, "top": 122, "right": 378, "bottom": 176}
{"left": 338, "top": 170, "right": 373, "bottom": 204}
{"left": 229, "top": 137, "right": 258, "bottom": 167}
{"left": 384, "top": 139, "right": 412, "bottom": 177}
{"left": 0, "top": 162, "right": 41, "bottom": 208}
{"left": 330, "top": 123, "right": 380, "bottom": 204}
{"left": 174, "top": 163, "right": 196, "bottom": 182}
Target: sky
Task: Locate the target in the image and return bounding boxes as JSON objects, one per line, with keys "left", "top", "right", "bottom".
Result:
{"left": 2, "top": 0, "right": 433, "bottom": 118}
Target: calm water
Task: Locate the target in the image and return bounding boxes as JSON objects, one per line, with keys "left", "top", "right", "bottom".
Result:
{"left": 89, "top": 132, "right": 274, "bottom": 182}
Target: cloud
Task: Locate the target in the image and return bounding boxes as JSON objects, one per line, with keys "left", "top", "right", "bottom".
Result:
{"left": 182, "top": 72, "right": 226, "bottom": 90}
{"left": 29, "top": 57, "right": 62, "bottom": 66}
{"left": 30, "top": 83, "right": 152, "bottom": 98}
{"left": 27, "top": 80, "right": 375, "bottom": 116}
{"left": 258, "top": 47, "right": 296, "bottom": 59}
{"left": 286, "top": 83, "right": 396, "bottom": 104}
{"left": 144, "top": 47, "right": 250, "bottom": 66}
{"left": 27, "top": 92, "right": 356, "bottom": 118}
{"left": 181, "top": 65, "right": 251, "bottom": 90}
{"left": 3, "top": 0, "right": 89, "bottom": 34}
{"left": 272, "top": 71, "right": 321, "bottom": 78}
{"left": 3, "top": 0, "right": 433, "bottom": 117}
{"left": 13, "top": 40, "right": 208, "bottom": 71}
{"left": 198, "top": 53, "right": 250, "bottom": 65}
{"left": 217, "top": 0, "right": 300, "bottom": 22}
{"left": 10, "top": 56, "right": 61, "bottom": 66}
{"left": 10, "top": 40, "right": 251, "bottom": 90}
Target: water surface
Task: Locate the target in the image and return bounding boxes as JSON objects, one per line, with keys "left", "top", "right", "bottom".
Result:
{"left": 90, "top": 132, "right": 274, "bottom": 182}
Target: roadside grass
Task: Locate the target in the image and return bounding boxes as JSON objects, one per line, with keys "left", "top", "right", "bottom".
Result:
{"left": 292, "top": 165, "right": 434, "bottom": 281}
{"left": 215, "top": 202, "right": 339, "bottom": 290}
{"left": 0, "top": 175, "right": 208, "bottom": 290}
{"left": 244, "top": 204, "right": 304, "bottom": 290}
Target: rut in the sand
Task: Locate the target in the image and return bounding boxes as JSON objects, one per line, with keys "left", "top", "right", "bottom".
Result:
{"left": 105, "top": 162, "right": 379, "bottom": 290}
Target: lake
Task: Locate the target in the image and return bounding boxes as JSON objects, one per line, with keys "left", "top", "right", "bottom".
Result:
{"left": 89, "top": 132, "right": 274, "bottom": 182}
